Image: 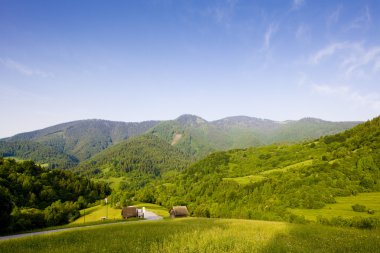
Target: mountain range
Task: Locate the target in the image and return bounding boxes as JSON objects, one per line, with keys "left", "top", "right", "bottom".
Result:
{"left": 0, "top": 114, "right": 360, "bottom": 169}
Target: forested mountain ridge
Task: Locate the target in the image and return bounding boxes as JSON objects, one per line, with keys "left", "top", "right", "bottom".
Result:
{"left": 2, "top": 119, "right": 160, "bottom": 163}
{"left": 74, "top": 134, "right": 192, "bottom": 177}
{"left": 1, "top": 115, "right": 359, "bottom": 168}
{"left": 150, "top": 114, "right": 360, "bottom": 158}
{"left": 138, "top": 116, "right": 380, "bottom": 223}
{"left": 0, "top": 140, "right": 78, "bottom": 168}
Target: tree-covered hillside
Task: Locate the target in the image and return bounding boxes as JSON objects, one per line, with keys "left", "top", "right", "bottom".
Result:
{"left": 3, "top": 119, "right": 160, "bottom": 162}
{"left": 0, "top": 141, "right": 78, "bottom": 168}
{"left": 75, "top": 134, "right": 193, "bottom": 177}
{"left": 1, "top": 115, "right": 358, "bottom": 168}
{"left": 139, "top": 116, "right": 380, "bottom": 225}
{"left": 0, "top": 158, "right": 110, "bottom": 233}
{"left": 150, "top": 114, "right": 360, "bottom": 158}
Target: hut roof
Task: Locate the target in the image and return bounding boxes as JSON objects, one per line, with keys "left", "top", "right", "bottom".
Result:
{"left": 172, "top": 206, "right": 189, "bottom": 216}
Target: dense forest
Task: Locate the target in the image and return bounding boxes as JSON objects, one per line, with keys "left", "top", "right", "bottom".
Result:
{"left": 0, "top": 158, "right": 111, "bottom": 233}
{"left": 74, "top": 134, "right": 192, "bottom": 177}
{"left": 128, "top": 116, "right": 380, "bottom": 227}
{"left": 0, "top": 141, "right": 78, "bottom": 169}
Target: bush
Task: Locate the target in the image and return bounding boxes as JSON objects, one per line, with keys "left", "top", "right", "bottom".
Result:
{"left": 352, "top": 204, "right": 366, "bottom": 212}
{"left": 10, "top": 208, "right": 45, "bottom": 231}
{"left": 44, "top": 200, "right": 80, "bottom": 226}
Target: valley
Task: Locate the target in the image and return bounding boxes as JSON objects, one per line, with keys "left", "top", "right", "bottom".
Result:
{"left": 0, "top": 115, "right": 379, "bottom": 252}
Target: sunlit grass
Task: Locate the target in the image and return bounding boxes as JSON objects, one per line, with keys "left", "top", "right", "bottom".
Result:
{"left": 133, "top": 202, "right": 170, "bottom": 218}
{"left": 1, "top": 218, "right": 379, "bottom": 253}
{"left": 71, "top": 202, "right": 168, "bottom": 224}
{"left": 261, "top": 159, "right": 313, "bottom": 175}
{"left": 290, "top": 192, "right": 380, "bottom": 221}
{"left": 223, "top": 175, "right": 266, "bottom": 185}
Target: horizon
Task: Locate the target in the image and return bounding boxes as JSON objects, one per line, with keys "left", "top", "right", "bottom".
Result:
{"left": 0, "top": 113, "right": 367, "bottom": 139}
{"left": 1, "top": 0, "right": 379, "bottom": 138}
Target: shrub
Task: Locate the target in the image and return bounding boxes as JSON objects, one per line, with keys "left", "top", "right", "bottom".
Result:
{"left": 10, "top": 208, "right": 45, "bottom": 231}
{"left": 352, "top": 204, "right": 366, "bottom": 212}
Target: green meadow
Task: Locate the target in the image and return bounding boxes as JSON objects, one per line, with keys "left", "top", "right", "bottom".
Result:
{"left": 1, "top": 218, "right": 379, "bottom": 253}
{"left": 290, "top": 192, "right": 380, "bottom": 221}
{"left": 71, "top": 202, "right": 169, "bottom": 224}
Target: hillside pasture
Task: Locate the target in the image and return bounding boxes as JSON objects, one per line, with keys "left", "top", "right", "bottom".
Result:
{"left": 290, "top": 192, "right": 380, "bottom": 221}
{"left": 0, "top": 218, "right": 379, "bottom": 253}
{"left": 260, "top": 159, "right": 313, "bottom": 175}
{"left": 223, "top": 175, "right": 266, "bottom": 185}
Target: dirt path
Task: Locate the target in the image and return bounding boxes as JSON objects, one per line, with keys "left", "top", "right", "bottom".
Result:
{"left": 0, "top": 211, "right": 163, "bottom": 241}
{"left": 171, "top": 133, "right": 182, "bottom": 145}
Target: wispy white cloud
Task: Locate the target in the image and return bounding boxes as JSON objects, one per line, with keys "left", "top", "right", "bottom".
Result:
{"left": 310, "top": 42, "right": 380, "bottom": 79}
{"left": 0, "top": 58, "right": 54, "bottom": 78}
{"left": 263, "top": 23, "right": 279, "bottom": 50}
{"left": 207, "top": 0, "right": 239, "bottom": 28}
{"left": 346, "top": 5, "right": 371, "bottom": 31}
{"left": 327, "top": 5, "right": 342, "bottom": 27}
{"left": 312, "top": 84, "right": 380, "bottom": 111}
{"left": 295, "top": 24, "right": 310, "bottom": 42}
{"left": 309, "top": 42, "right": 361, "bottom": 64}
{"left": 292, "top": 0, "right": 305, "bottom": 10}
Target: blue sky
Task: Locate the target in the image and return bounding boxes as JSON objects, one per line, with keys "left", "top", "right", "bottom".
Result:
{"left": 1, "top": 0, "right": 379, "bottom": 137}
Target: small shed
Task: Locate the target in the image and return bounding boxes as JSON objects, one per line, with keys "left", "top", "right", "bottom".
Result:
{"left": 169, "top": 206, "right": 189, "bottom": 218}
{"left": 121, "top": 206, "right": 138, "bottom": 219}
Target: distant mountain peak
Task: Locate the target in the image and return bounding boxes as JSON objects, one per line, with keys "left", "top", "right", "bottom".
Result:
{"left": 175, "top": 114, "right": 207, "bottom": 125}
{"left": 298, "top": 117, "right": 326, "bottom": 123}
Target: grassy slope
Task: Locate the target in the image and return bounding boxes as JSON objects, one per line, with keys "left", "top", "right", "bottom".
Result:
{"left": 0, "top": 218, "right": 379, "bottom": 253}
{"left": 290, "top": 192, "right": 380, "bottom": 221}
{"left": 71, "top": 203, "right": 169, "bottom": 224}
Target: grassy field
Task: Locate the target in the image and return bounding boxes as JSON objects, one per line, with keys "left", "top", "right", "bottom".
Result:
{"left": 261, "top": 159, "right": 313, "bottom": 175}
{"left": 71, "top": 205, "right": 123, "bottom": 224}
{"left": 222, "top": 160, "right": 314, "bottom": 185}
{"left": 133, "top": 202, "right": 170, "bottom": 218}
{"left": 223, "top": 175, "right": 266, "bottom": 185}
{"left": 92, "top": 176, "right": 128, "bottom": 190}
{"left": 290, "top": 192, "right": 380, "bottom": 221}
{"left": 4, "top": 156, "right": 49, "bottom": 168}
{"left": 71, "top": 202, "right": 168, "bottom": 224}
{"left": 1, "top": 218, "right": 379, "bottom": 253}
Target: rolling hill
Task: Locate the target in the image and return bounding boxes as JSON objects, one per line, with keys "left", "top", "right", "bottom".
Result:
{"left": 74, "top": 134, "right": 192, "bottom": 177}
{"left": 150, "top": 114, "right": 360, "bottom": 157}
{"left": 141, "top": 115, "right": 380, "bottom": 226}
{"left": 1, "top": 115, "right": 360, "bottom": 168}
{"left": 1, "top": 119, "right": 160, "bottom": 164}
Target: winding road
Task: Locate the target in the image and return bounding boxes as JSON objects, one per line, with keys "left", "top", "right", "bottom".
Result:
{"left": 0, "top": 211, "right": 162, "bottom": 241}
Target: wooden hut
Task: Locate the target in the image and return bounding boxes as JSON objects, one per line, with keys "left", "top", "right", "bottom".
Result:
{"left": 121, "top": 206, "right": 138, "bottom": 219}
{"left": 169, "top": 206, "right": 189, "bottom": 218}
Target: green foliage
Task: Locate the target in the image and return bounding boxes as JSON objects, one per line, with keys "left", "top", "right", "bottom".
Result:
{"left": 352, "top": 204, "right": 366, "bottom": 212}
{"left": 44, "top": 200, "right": 80, "bottom": 226}
{"left": 0, "top": 158, "right": 111, "bottom": 232}
{"left": 2, "top": 119, "right": 160, "bottom": 165}
{"left": 0, "top": 141, "right": 78, "bottom": 169}
{"left": 75, "top": 134, "right": 192, "bottom": 177}
{"left": 0, "top": 186, "right": 13, "bottom": 229}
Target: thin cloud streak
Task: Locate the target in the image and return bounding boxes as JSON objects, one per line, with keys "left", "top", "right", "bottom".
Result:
{"left": 292, "top": 0, "right": 305, "bottom": 10}
{"left": 327, "top": 5, "right": 342, "bottom": 27}
{"left": 312, "top": 84, "right": 380, "bottom": 111}
{"left": 346, "top": 5, "right": 371, "bottom": 31}
{"left": 310, "top": 42, "right": 380, "bottom": 79}
{"left": 0, "top": 58, "right": 54, "bottom": 78}
{"left": 263, "top": 23, "right": 279, "bottom": 50}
